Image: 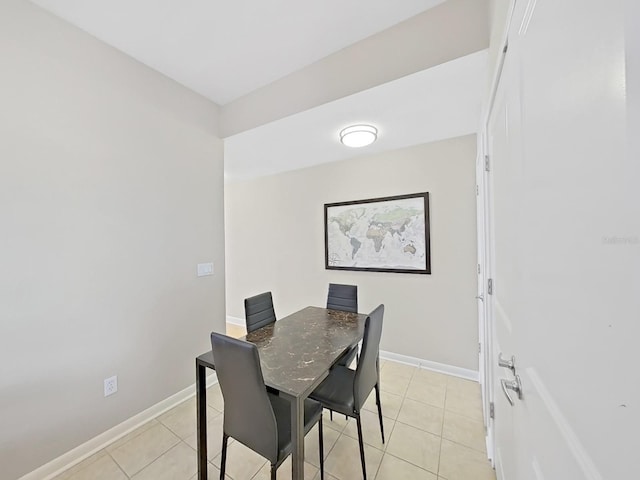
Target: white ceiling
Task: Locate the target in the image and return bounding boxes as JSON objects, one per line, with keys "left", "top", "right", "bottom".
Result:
{"left": 30, "top": 0, "right": 488, "bottom": 181}
{"left": 30, "top": 0, "right": 445, "bottom": 105}
{"left": 225, "top": 50, "right": 488, "bottom": 182}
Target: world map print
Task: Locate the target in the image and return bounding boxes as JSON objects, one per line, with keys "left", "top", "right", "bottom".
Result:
{"left": 325, "top": 194, "right": 429, "bottom": 273}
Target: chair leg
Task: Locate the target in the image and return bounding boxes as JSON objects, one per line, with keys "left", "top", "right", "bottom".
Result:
{"left": 330, "top": 409, "right": 333, "bottom": 421}
{"left": 220, "top": 434, "right": 229, "bottom": 480}
{"left": 318, "top": 418, "right": 325, "bottom": 480}
{"left": 374, "top": 383, "right": 385, "bottom": 444}
{"left": 270, "top": 464, "right": 277, "bottom": 480}
{"left": 356, "top": 415, "right": 367, "bottom": 480}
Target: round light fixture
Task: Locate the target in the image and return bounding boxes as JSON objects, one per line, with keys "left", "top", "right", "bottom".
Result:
{"left": 339, "top": 124, "right": 378, "bottom": 148}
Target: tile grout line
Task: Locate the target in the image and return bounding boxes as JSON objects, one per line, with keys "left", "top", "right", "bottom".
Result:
{"left": 392, "top": 417, "right": 442, "bottom": 438}
{"left": 319, "top": 412, "right": 343, "bottom": 464}
{"left": 247, "top": 458, "right": 268, "bottom": 480}
{"left": 58, "top": 357, "right": 483, "bottom": 480}
{"left": 373, "top": 363, "right": 414, "bottom": 480}
{"left": 443, "top": 407, "right": 485, "bottom": 423}
{"left": 105, "top": 449, "right": 131, "bottom": 479}
{"left": 440, "top": 436, "right": 489, "bottom": 455}
{"left": 371, "top": 368, "right": 400, "bottom": 480}
{"left": 408, "top": 364, "right": 442, "bottom": 480}
{"left": 436, "top": 381, "right": 448, "bottom": 478}
{"left": 442, "top": 381, "right": 489, "bottom": 455}
{"left": 381, "top": 450, "right": 440, "bottom": 478}
{"left": 119, "top": 425, "right": 182, "bottom": 479}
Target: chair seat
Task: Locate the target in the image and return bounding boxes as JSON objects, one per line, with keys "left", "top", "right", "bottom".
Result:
{"left": 268, "top": 393, "right": 323, "bottom": 462}
{"left": 309, "top": 366, "right": 356, "bottom": 416}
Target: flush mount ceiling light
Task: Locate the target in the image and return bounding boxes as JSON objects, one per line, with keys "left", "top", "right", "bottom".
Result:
{"left": 339, "top": 124, "right": 378, "bottom": 148}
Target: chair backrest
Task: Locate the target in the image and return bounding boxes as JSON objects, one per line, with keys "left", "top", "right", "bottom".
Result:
{"left": 353, "top": 304, "right": 384, "bottom": 410}
{"left": 244, "top": 291, "right": 276, "bottom": 333}
{"left": 210, "top": 333, "right": 278, "bottom": 463}
{"left": 326, "top": 283, "right": 358, "bottom": 313}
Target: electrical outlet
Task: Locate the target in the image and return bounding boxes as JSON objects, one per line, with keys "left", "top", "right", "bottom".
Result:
{"left": 104, "top": 376, "right": 118, "bottom": 397}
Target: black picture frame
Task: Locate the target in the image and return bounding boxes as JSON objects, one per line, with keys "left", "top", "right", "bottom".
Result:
{"left": 324, "top": 192, "right": 431, "bottom": 274}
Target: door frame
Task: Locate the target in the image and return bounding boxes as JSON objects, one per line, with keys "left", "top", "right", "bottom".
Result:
{"left": 477, "top": 0, "right": 517, "bottom": 463}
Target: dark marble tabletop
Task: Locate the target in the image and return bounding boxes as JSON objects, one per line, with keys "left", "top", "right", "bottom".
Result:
{"left": 198, "top": 306, "right": 367, "bottom": 397}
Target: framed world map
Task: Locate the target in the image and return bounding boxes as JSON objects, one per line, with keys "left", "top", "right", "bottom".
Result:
{"left": 324, "top": 192, "right": 431, "bottom": 274}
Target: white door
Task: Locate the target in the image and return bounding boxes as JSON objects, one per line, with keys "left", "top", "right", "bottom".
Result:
{"left": 486, "top": 53, "right": 518, "bottom": 477}
{"left": 485, "top": 0, "right": 640, "bottom": 478}
{"left": 476, "top": 134, "right": 495, "bottom": 460}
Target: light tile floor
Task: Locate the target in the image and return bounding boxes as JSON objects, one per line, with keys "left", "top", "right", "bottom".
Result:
{"left": 53, "top": 324, "right": 495, "bottom": 480}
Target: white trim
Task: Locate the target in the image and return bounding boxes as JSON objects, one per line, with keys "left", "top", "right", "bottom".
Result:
{"left": 478, "top": 0, "right": 517, "bottom": 467}
{"left": 532, "top": 456, "right": 545, "bottom": 480}
{"left": 19, "top": 374, "right": 219, "bottom": 480}
{"left": 224, "top": 318, "right": 479, "bottom": 382}
{"left": 526, "top": 368, "right": 603, "bottom": 480}
{"left": 495, "top": 447, "right": 506, "bottom": 480}
{"left": 518, "top": 0, "right": 539, "bottom": 36}
{"left": 486, "top": 424, "right": 495, "bottom": 467}
{"left": 226, "top": 315, "right": 245, "bottom": 326}
{"left": 380, "top": 350, "right": 479, "bottom": 382}
{"left": 482, "top": 0, "right": 516, "bottom": 128}
{"left": 22, "top": 349, "right": 479, "bottom": 480}
{"left": 228, "top": 322, "right": 478, "bottom": 382}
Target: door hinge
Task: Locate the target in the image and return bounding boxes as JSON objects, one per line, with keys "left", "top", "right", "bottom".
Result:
{"left": 478, "top": 343, "right": 482, "bottom": 354}
{"left": 477, "top": 264, "right": 481, "bottom": 274}
{"left": 476, "top": 184, "right": 479, "bottom": 196}
{"left": 488, "top": 278, "right": 494, "bottom": 295}
{"left": 484, "top": 155, "right": 490, "bottom": 172}
{"left": 490, "top": 402, "right": 495, "bottom": 419}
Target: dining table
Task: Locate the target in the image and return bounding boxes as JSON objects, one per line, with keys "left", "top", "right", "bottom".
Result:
{"left": 196, "top": 305, "right": 368, "bottom": 480}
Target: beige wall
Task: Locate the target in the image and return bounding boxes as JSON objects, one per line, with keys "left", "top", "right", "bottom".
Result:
{"left": 0, "top": 2, "right": 226, "bottom": 478}
{"left": 225, "top": 135, "right": 478, "bottom": 371}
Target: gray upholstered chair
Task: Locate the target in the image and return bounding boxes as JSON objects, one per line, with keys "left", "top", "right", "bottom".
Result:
{"left": 327, "top": 283, "right": 359, "bottom": 367}
{"left": 244, "top": 291, "right": 276, "bottom": 333}
{"left": 211, "top": 333, "right": 324, "bottom": 480}
{"left": 327, "top": 283, "right": 358, "bottom": 312}
{"left": 309, "top": 304, "right": 385, "bottom": 480}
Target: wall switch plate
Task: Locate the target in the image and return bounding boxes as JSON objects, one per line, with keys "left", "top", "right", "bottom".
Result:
{"left": 197, "top": 262, "right": 214, "bottom": 277}
{"left": 104, "top": 376, "right": 118, "bottom": 397}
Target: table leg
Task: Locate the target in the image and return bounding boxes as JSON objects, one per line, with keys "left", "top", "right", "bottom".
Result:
{"left": 196, "top": 362, "right": 208, "bottom": 480}
{"left": 291, "top": 395, "right": 305, "bottom": 479}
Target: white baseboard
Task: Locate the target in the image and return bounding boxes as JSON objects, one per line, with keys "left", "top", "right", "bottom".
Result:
{"left": 224, "top": 317, "right": 480, "bottom": 382}
{"left": 226, "top": 315, "right": 244, "bottom": 327}
{"left": 23, "top": 344, "right": 478, "bottom": 480}
{"left": 225, "top": 316, "right": 478, "bottom": 381}
{"left": 379, "top": 350, "right": 479, "bottom": 382}
{"left": 20, "top": 373, "right": 218, "bottom": 480}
